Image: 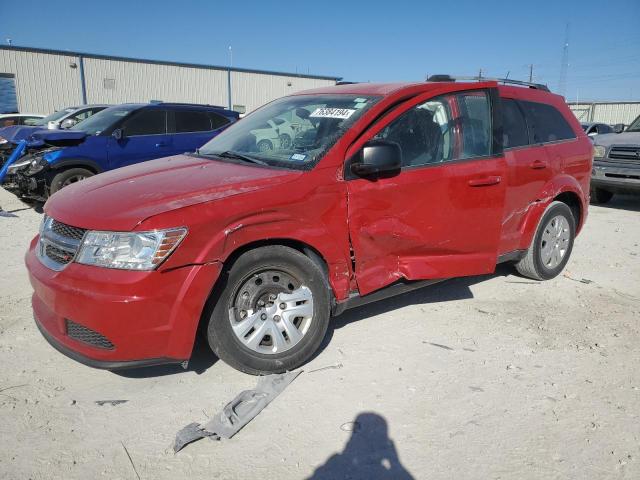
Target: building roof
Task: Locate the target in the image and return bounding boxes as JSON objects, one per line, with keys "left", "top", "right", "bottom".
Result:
{"left": 0, "top": 45, "right": 342, "bottom": 82}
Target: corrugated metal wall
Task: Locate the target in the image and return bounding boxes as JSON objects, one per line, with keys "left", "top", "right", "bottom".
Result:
{"left": 569, "top": 102, "right": 640, "bottom": 125}
{"left": 0, "top": 49, "right": 83, "bottom": 113}
{"left": 0, "top": 47, "right": 337, "bottom": 114}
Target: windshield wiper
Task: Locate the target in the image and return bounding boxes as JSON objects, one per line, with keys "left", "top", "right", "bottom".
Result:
{"left": 215, "top": 150, "right": 270, "bottom": 166}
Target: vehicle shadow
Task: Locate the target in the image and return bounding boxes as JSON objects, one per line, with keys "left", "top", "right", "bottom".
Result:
{"left": 306, "top": 412, "right": 415, "bottom": 480}
{"left": 113, "top": 335, "right": 218, "bottom": 378}
{"left": 596, "top": 194, "right": 640, "bottom": 212}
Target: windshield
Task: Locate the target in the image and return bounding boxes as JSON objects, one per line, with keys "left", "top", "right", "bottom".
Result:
{"left": 70, "top": 105, "right": 140, "bottom": 135}
{"left": 627, "top": 115, "right": 640, "bottom": 132}
{"left": 198, "top": 94, "right": 380, "bottom": 169}
{"left": 31, "top": 108, "right": 75, "bottom": 126}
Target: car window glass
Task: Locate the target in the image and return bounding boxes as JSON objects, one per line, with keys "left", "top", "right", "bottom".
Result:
{"left": 502, "top": 98, "right": 529, "bottom": 148}
{"left": 22, "top": 117, "right": 42, "bottom": 126}
{"left": 208, "top": 112, "right": 231, "bottom": 130}
{"left": 375, "top": 90, "right": 491, "bottom": 168}
{"left": 122, "top": 109, "right": 167, "bottom": 136}
{"left": 0, "top": 116, "right": 18, "bottom": 127}
{"left": 175, "top": 110, "right": 212, "bottom": 133}
{"left": 522, "top": 101, "right": 575, "bottom": 143}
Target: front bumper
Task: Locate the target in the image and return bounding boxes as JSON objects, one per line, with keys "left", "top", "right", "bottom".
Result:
{"left": 592, "top": 161, "right": 640, "bottom": 193}
{"left": 26, "top": 237, "right": 222, "bottom": 369}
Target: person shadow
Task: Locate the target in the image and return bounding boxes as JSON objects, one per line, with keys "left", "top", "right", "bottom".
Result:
{"left": 307, "top": 412, "right": 415, "bottom": 480}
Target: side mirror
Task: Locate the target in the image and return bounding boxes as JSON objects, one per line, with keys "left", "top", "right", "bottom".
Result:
{"left": 112, "top": 128, "right": 124, "bottom": 140}
{"left": 613, "top": 123, "right": 625, "bottom": 134}
{"left": 351, "top": 140, "right": 402, "bottom": 177}
{"left": 60, "top": 118, "right": 77, "bottom": 129}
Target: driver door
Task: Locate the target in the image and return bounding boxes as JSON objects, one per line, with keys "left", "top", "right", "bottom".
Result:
{"left": 346, "top": 88, "right": 507, "bottom": 295}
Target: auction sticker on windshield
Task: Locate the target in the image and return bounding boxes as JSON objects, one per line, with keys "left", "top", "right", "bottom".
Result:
{"left": 309, "top": 108, "right": 356, "bottom": 119}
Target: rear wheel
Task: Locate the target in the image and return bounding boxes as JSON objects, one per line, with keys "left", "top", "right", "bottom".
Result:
{"left": 257, "top": 139, "right": 274, "bottom": 152}
{"left": 515, "top": 201, "right": 575, "bottom": 280}
{"left": 207, "top": 245, "right": 331, "bottom": 375}
{"left": 590, "top": 187, "right": 613, "bottom": 204}
{"left": 49, "top": 168, "right": 94, "bottom": 195}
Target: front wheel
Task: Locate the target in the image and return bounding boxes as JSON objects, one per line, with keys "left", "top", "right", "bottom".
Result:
{"left": 207, "top": 245, "right": 331, "bottom": 375}
{"left": 49, "top": 168, "right": 94, "bottom": 195}
{"left": 515, "top": 201, "right": 576, "bottom": 281}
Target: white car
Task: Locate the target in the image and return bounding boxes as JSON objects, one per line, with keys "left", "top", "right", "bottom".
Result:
{"left": 0, "top": 113, "right": 45, "bottom": 128}
{"left": 250, "top": 117, "right": 300, "bottom": 151}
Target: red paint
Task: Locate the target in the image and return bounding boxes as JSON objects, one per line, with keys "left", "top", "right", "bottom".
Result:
{"left": 27, "top": 80, "right": 592, "bottom": 366}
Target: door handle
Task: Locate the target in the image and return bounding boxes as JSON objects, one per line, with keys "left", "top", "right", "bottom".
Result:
{"left": 155, "top": 142, "right": 168, "bottom": 147}
{"left": 468, "top": 176, "right": 501, "bottom": 187}
{"left": 530, "top": 159, "right": 548, "bottom": 169}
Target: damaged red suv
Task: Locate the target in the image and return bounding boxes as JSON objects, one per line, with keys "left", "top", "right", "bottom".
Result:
{"left": 26, "top": 77, "right": 592, "bottom": 374}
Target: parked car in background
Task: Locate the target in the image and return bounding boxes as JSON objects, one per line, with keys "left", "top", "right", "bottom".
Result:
{"left": 34, "top": 105, "right": 110, "bottom": 130}
{"left": 581, "top": 122, "right": 614, "bottom": 137}
{"left": 2, "top": 102, "right": 238, "bottom": 201}
{"left": 25, "top": 77, "right": 592, "bottom": 375}
{"left": 591, "top": 114, "right": 640, "bottom": 203}
{"left": 250, "top": 118, "right": 296, "bottom": 151}
{"left": 0, "top": 113, "right": 45, "bottom": 128}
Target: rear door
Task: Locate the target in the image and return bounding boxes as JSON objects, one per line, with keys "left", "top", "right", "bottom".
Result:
{"left": 499, "top": 97, "right": 553, "bottom": 254}
{"left": 346, "top": 88, "right": 507, "bottom": 295}
{"left": 168, "top": 109, "right": 231, "bottom": 155}
{"left": 107, "top": 108, "right": 170, "bottom": 169}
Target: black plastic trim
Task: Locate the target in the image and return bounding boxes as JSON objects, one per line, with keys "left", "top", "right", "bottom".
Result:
{"left": 34, "top": 315, "right": 184, "bottom": 370}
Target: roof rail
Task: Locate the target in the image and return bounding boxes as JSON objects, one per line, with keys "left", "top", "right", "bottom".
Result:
{"left": 149, "top": 101, "right": 228, "bottom": 109}
{"left": 427, "top": 74, "right": 550, "bottom": 92}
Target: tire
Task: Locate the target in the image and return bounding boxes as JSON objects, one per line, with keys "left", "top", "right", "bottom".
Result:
{"left": 279, "top": 133, "right": 292, "bottom": 149}
{"left": 590, "top": 187, "right": 613, "bottom": 204}
{"left": 515, "top": 201, "right": 576, "bottom": 281}
{"left": 49, "top": 168, "right": 94, "bottom": 195}
{"left": 257, "top": 139, "right": 274, "bottom": 152}
{"left": 207, "top": 245, "right": 331, "bottom": 375}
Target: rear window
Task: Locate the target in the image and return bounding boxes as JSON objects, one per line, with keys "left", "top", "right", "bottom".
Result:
{"left": 175, "top": 110, "right": 212, "bottom": 133}
{"left": 502, "top": 98, "right": 529, "bottom": 148}
{"left": 521, "top": 100, "right": 575, "bottom": 143}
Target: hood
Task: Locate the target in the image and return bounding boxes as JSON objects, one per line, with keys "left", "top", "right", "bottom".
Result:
{"left": 45, "top": 154, "right": 302, "bottom": 231}
{"left": 0, "top": 125, "right": 87, "bottom": 147}
{"left": 594, "top": 131, "right": 640, "bottom": 148}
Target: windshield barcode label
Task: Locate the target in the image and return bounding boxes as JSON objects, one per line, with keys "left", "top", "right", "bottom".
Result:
{"left": 309, "top": 108, "right": 356, "bottom": 119}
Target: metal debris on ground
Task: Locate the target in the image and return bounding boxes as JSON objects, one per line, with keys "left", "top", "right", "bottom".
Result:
{"left": 563, "top": 274, "right": 594, "bottom": 284}
{"left": 308, "top": 363, "right": 343, "bottom": 373}
{"left": 95, "top": 400, "right": 128, "bottom": 406}
{"left": 173, "top": 371, "right": 301, "bottom": 453}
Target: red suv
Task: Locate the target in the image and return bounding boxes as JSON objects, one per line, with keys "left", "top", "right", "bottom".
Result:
{"left": 26, "top": 77, "right": 592, "bottom": 374}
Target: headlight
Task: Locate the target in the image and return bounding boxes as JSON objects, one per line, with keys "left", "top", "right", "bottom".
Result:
{"left": 76, "top": 228, "right": 187, "bottom": 270}
{"left": 0, "top": 136, "right": 7, "bottom": 145}
{"left": 6, "top": 157, "right": 32, "bottom": 173}
{"left": 593, "top": 145, "right": 606, "bottom": 159}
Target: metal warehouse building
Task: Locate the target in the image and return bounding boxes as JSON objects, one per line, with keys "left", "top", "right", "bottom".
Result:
{"left": 0, "top": 45, "right": 340, "bottom": 115}
{"left": 569, "top": 101, "right": 640, "bottom": 126}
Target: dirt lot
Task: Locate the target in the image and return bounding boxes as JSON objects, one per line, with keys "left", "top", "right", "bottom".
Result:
{"left": 0, "top": 186, "right": 639, "bottom": 480}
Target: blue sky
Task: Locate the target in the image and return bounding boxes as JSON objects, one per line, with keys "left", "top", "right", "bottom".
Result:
{"left": 1, "top": 0, "right": 639, "bottom": 101}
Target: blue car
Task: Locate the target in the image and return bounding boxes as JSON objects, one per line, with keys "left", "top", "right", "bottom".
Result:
{"left": 1, "top": 102, "right": 238, "bottom": 201}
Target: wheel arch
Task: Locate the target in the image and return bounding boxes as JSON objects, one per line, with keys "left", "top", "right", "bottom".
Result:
{"left": 518, "top": 175, "right": 587, "bottom": 250}
{"left": 49, "top": 158, "right": 103, "bottom": 174}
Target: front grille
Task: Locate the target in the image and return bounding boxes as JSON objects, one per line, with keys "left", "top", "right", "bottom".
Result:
{"left": 607, "top": 146, "right": 640, "bottom": 165}
{"left": 65, "top": 319, "right": 114, "bottom": 350}
{"left": 45, "top": 244, "right": 74, "bottom": 265}
{"left": 51, "top": 220, "right": 86, "bottom": 241}
{"left": 37, "top": 217, "right": 86, "bottom": 271}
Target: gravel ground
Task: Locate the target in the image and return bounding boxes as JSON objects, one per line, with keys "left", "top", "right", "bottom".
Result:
{"left": 0, "top": 187, "right": 639, "bottom": 480}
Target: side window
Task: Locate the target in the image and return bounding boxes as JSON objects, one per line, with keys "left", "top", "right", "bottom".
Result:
{"left": 375, "top": 90, "right": 492, "bottom": 168}
{"left": 521, "top": 101, "right": 576, "bottom": 143}
{"left": 175, "top": 110, "right": 212, "bottom": 133}
{"left": 22, "top": 116, "right": 42, "bottom": 126}
{"left": 208, "top": 112, "right": 231, "bottom": 130}
{"left": 0, "top": 116, "right": 18, "bottom": 127}
{"left": 122, "top": 109, "right": 167, "bottom": 136}
{"left": 502, "top": 98, "right": 529, "bottom": 148}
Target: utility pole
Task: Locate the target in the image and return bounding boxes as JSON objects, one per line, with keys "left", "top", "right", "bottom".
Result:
{"left": 558, "top": 23, "right": 570, "bottom": 96}
{"left": 227, "top": 46, "right": 233, "bottom": 111}
{"left": 529, "top": 64, "right": 534, "bottom": 82}
{"left": 478, "top": 68, "right": 483, "bottom": 79}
